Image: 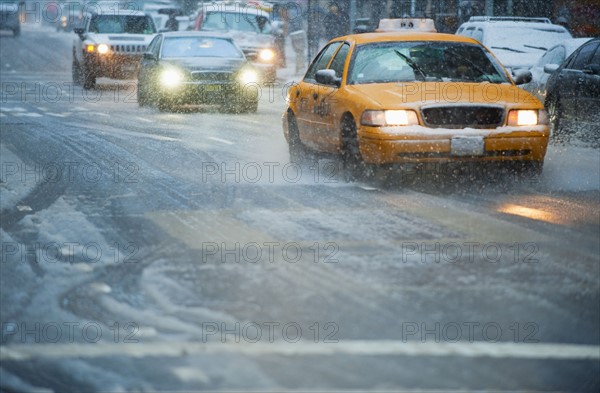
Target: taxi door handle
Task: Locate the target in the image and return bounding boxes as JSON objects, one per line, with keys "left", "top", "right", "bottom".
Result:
{"left": 312, "top": 92, "right": 318, "bottom": 100}
{"left": 295, "top": 90, "right": 300, "bottom": 97}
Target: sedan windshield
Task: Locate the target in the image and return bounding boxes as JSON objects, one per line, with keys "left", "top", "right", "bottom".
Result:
{"left": 348, "top": 41, "right": 509, "bottom": 84}
{"left": 89, "top": 15, "right": 156, "bottom": 34}
{"left": 161, "top": 37, "right": 243, "bottom": 58}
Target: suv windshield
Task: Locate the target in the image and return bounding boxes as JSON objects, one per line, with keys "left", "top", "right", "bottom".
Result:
{"left": 89, "top": 14, "right": 156, "bottom": 34}
{"left": 161, "top": 37, "right": 243, "bottom": 58}
{"left": 486, "top": 27, "right": 571, "bottom": 52}
{"left": 202, "top": 11, "right": 271, "bottom": 34}
{"left": 349, "top": 41, "right": 509, "bottom": 84}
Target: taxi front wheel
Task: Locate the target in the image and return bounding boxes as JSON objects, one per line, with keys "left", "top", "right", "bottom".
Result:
{"left": 340, "top": 117, "right": 366, "bottom": 181}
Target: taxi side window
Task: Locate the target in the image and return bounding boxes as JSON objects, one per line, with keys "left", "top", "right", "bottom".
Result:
{"left": 328, "top": 43, "right": 350, "bottom": 79}
{"left": 305, "top": 42, "right": 342, "bottom": 82}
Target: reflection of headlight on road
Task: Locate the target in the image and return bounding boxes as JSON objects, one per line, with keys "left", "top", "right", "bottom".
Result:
{"left": 258, "top": 48, "right": 275, "bottom": 62}
{"left": 160, "top": 69, "right": 184, "bottom": 87}
{"left": 97, "top": 44, "right": 109, "bottom": 54}
{"left": 238, "top": 69, "right": 258, "bottom": 84}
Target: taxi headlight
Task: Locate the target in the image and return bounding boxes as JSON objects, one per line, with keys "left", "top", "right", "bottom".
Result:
{"left": 258, "top": 48, "right": 275, "bottom": 62}
{"left": 361, "top": 110, "right": 419, "bottom": 126}
{"left": 97, "top": 44, "right": 109, "bottom": 55}
{"left": 507, "top": 109, "right": 540, "bottom": 126}
{"left": 160, "top": 69, "right": 184, "bottom": 87}
{"left": 238, "top": 69, "right": 259, "bottom": 84}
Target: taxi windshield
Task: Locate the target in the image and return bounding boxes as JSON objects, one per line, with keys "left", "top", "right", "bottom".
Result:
{"left": 348, "top": 41, "right": 509, "bottom": 84}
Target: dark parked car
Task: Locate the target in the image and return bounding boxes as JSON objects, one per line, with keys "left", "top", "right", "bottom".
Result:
{"left": 545, "top": 38, "right": 600, "bottom": 145}
{"left": 0, "top": 0, "right": 20, "bottom": 36}
{"left": 137, "top": 32, "right": 260, "bottom": 112}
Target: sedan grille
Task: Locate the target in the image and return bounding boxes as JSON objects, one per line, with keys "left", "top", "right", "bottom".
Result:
{"left": 110, "top": 44, "right": 147, "bottom": 54}
{"left": 421, "top": 106, "right": 505, "bottom": 129}
{"left": 191, "top": 71, "right": 234, "bottom": 82}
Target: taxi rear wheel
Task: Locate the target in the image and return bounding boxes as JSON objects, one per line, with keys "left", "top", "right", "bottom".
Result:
{"left": 287, "top": 112, "right": 309, "bottom": 162}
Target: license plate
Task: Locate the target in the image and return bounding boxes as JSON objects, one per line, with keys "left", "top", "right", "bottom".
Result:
{"left": 203, "top": 85, "right": 222, "bottom": 92}
{"left": 451, "top": 137, "right": 485, "bottom": 156}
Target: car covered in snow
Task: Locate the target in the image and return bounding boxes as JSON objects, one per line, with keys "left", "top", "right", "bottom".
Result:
{"left": 136, "top": 31, "right": 260, "bottom": 112}
{"left": 456, "top": 16, "right": 572, "bottom": 75}
{"left": 72, "top": 8, "right": 157, "bottom": 89}
{"left": 282, "top": 29, "right": 550, "bottom": 180}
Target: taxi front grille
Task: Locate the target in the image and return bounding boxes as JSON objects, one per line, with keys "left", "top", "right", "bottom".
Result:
{"left": 191, "top": 71, "right": 234, "bottom": 82}
{"left": 422, "top": 106, "right": 504, "bottom": 129}
{"left": 110, "top": 44, "right": 146, "bottom": 54}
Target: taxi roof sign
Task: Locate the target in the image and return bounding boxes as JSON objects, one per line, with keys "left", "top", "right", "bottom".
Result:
{"left": 377, "top": 18, "right": 437, "bottom": 33}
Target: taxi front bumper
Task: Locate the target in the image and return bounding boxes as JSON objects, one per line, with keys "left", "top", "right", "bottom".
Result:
{"left": 358, "top": 125, "right": 549, "bottom": 165}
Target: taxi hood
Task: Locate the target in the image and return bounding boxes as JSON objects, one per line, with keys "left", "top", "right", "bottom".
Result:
{"left": 347, "top": 81, "right": 542, "bottom": 110}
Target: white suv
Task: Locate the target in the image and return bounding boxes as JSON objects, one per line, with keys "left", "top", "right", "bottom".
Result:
{"left": 456, "top": 16, "right": 571, "bottom": 75}
{"left": 72, "top": 9, "right": 157, "bottom": 89}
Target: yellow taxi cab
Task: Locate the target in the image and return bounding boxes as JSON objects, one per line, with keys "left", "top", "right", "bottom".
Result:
{"left": 282, "top": 19, "right": 549, "bottom": 179}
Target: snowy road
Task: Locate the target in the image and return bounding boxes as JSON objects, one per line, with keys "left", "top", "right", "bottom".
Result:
{"left": 1, "top": 25, "right": 599, "bottom": 392}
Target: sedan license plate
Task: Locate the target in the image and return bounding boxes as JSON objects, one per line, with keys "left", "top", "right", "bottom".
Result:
{"left": 203, "top": 85, "right": 222, "bottom": 92}
{"left": 451, "top": 137, "right": 485, "bottom": 156}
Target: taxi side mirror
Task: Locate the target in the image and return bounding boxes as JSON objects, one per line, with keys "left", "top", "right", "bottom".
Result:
{"left": 315, "top": 69, "right": 341, "bottom": 87}
{"left": 513, "top": 70, "right": 532, "bottom": 85}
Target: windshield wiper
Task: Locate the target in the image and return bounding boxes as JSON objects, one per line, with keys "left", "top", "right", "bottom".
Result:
{"left": 491, "top": 46, "right": 526, "bottom": 53}
{"left": 445, "top": 49, "right": 497, "bottom": 83}
{"left": 394, "top": 50, "right": 427, "bottom": 81}
{"left": 523, "top": 44, "right": 548, "bottom": 51}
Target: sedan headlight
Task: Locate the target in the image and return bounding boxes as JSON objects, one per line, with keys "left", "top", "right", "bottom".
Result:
{"left": 507, "top": 109, "right": 547, "bottom": 126}
{"left": 238, "top": 69, "right": 259, "bottom": 84}
{"left": 160, "top": 69, "right": 184, "bottom": 88}
{"left": 361, "top": 110, "right": 419, "bottom": 126}
{"left": 258, "top": 48, "right": 275, "bottom": 62}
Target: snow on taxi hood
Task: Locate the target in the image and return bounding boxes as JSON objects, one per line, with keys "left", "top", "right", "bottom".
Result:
{"left": 347, "top": 81, "right": 542, "bottom": 110}
{"left": 87, "top": 33, "right": 156, "bottom": 46}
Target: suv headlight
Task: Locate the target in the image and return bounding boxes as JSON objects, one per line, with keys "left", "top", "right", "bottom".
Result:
{"left": 86, "top": 44, "right": 110, "bottom": 54}
{"left": 361, "top": 110, "right": 419, "bottom": 126}
{"left": 97, "top": 44, "right": 109, "bottom": 54}
{"left": 507, "top": 109, "right": 547, "bottom": 126}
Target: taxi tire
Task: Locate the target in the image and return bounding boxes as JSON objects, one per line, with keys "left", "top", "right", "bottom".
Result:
{"left": 518, "top": 161, "right": 543, "bottom": 179}
{"left": 287, "top": 112, "right": 309, "bottom": 163}
{"left": 340, "top": 116, "right": 366, "bottom": 181}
